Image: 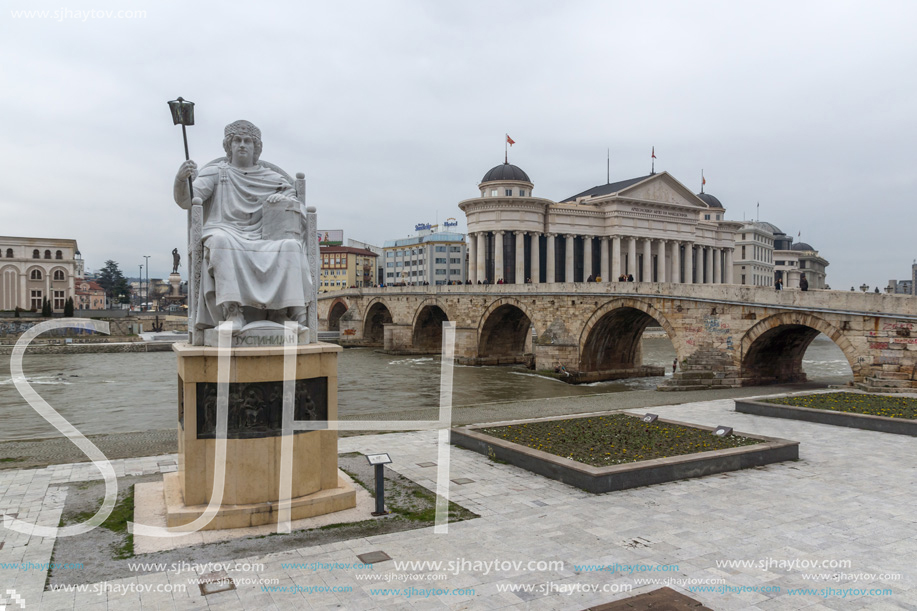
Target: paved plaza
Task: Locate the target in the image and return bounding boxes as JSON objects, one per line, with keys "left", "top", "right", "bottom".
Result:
{"left": 1, "top": 396, "right": 915, "bottom": 610}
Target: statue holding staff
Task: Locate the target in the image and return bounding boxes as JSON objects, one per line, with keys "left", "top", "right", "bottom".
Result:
{"left": 172, "top": 120, "right": 312, "bottom": 335}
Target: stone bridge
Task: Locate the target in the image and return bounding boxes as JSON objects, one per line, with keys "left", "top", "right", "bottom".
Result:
{"left": 317, "top": 284, "right": 917, "bottom": 392}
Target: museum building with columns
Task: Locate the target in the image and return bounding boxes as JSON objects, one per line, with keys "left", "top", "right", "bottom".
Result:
{"left": 459, "top": 163, "right": 742, "bottom": 285}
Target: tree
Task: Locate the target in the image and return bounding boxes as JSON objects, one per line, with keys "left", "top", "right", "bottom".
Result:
{"left": 97, "top": 260, "right": 132, "bottom": 307}
{"left": 41, "top": 297, "right": 52, "bottom": 317}
{"left": 64, "top": 297, "right": 74, "bottom": 317}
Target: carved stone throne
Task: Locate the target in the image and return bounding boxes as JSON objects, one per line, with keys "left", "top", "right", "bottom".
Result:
{"left": 186, "top": 158, "right": 319, "bottom": 346}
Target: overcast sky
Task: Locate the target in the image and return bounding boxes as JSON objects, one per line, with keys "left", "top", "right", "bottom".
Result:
{"left": 2, "top": 0, "right": 915, "bottom": 291}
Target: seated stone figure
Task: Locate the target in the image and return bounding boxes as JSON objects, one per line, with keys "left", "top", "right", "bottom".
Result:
{"left": 173, "top": 120, "right": 312, "bottom": 339}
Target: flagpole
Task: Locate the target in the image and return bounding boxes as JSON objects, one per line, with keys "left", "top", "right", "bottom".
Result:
{"left": 607, "top": 148, "right": 610, "bottom": 184}
{"left": 701, "top": 169, "right": 704, "bottom": 194}
{"left": 505, "top": 134, "right": 508, "bottom": 164}
{"left": 651, "top": 146, "right": 655, "bottom": 175}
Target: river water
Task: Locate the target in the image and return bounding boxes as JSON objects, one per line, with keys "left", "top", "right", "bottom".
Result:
{"left": 0, "top": 336, "right": 852, "bottom": 441}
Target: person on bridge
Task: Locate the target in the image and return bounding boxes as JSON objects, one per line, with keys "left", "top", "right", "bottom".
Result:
{"left": 800, "top": 275, "right": 809, "bottom": 291}
{"left": 627, "top": 273, "right": 634, "bottom": 282}
{"left": 775, "top": 278, "right": 782, "bottom": 291}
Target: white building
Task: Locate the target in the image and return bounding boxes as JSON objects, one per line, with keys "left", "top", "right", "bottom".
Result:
{"left": 382, "top": 229, "right": 467, "bottom": 285}
{"left": 731, "top": 222, "right": 830, "bottom": 289}
{"left": 459, "top": 162, "right": 741, "bottom": 284}
{"left": 0, "top": 236, "right": 82, "bottom": 312}
{"left": 773, "top": 231, "right": 829, "bottom": 289}
{"left": 733, "top": 221, "right": 777, "bottom": 287}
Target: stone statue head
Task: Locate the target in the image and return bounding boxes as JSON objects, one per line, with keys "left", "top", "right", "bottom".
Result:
{"left": 222, "top": 120, "right": 263, "bottom": 163}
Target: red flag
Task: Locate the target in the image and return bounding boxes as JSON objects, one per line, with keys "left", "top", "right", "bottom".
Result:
{"left": 702, "top": 175, "right": 706, "bottom": 186}
{"left": 506, "top": 134, "right": 515, "bottom": 146}
{"left": 651, "top": 146, "right": 656, "bottom": 159}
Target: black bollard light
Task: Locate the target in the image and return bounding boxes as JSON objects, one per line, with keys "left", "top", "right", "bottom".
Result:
{"left": 365, "top": 453, "right": 392, "bottom": 516}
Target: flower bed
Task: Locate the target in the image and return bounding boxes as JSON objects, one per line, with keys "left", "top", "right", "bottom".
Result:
{"left": 451, "top": 412, "right": 799, "bottom": 493}
{"left": 735, "top": 392, "right": 917, "bottom": 436}
{"left": 765, "top": 392, "right": 917, "bottom": 419}
{"left": 478, "top": 413, "right": 761, "bottom": 467}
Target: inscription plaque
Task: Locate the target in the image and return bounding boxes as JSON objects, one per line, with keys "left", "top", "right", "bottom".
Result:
{"left": 196, "top": 377, "right": 328, "bottom": 439}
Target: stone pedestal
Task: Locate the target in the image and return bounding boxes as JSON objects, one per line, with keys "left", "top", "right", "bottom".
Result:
{"left": 166, "top": 341, "right": 355, "bottom": 530}
{"left": 169, "top": 272, "right": 181, "bottom": 297}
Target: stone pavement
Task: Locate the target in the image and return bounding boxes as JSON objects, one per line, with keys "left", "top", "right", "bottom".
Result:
{"left": 1, "top": 396, "right": 916, "bottom": 610}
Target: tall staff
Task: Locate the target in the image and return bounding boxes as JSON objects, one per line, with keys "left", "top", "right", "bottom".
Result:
{"left": 167, "top": 97, "right": 196, "bottom": 198}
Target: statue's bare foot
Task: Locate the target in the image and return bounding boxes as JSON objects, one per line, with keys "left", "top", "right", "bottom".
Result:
{"left": 220, "top": 302, "right": 246, "bottom": 332}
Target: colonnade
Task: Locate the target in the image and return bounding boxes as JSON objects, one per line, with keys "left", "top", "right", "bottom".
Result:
{"left": 467, "top": 231, "right": 734, "bottom": 285}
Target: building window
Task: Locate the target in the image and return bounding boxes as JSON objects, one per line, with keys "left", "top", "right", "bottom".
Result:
{"left": 56, "top": 250, "right": 63, "bottom": 260}
{"left": 44, "top": 250, "right": 51, "bottom": 259}
{"left": 5, "top": 248, "right": 11, "bottom": 258}
{"left": 519, "top": 190, "right": 526, "bottom": 197}
{"left": 704, "top": 214, "right": 711, "bottom": 220}
{"left": 31, "top": 290, "right": 42, "bottom": 310}
{"left": 30, "top": 269, "right": 42, "bottom": 280}
{"left": 54, "top": 291, "right": 65, "bottom": 310}
{"left": 450, "top": 246, "right": 461, "bottom": 252}
{"left": 53, "top": 270, "right": 65, "bottom": 281}
{"left": 716, "top": 214, "right": 721, "bottom": 220}
{"left": 741, "top": 246, "right": 746, "bottom": 258}
{"left": 435, "top": 246, "right": 446, "bottom": 252}
{"left": 505, "top": 189, "right": 513, "bottom": 196}
{"left": 491, "top": 189, "right": 498, "bottom": 196}
{"left": 450, "top": 258, "right": 461, "bottom": 264}
{"left": 435, "top": 258, "right": 446, "bottom": 264}
{"left": 33, "top": 249, "right": 40, "bottom": 258}
{"left": 435, "top": 269, "right": 446, "bottom": 275}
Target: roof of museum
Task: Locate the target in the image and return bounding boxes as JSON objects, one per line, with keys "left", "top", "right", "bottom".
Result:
{"left": 696, "top": 192, "right": 724, "bottom": 209}
{"left": 480, "top": 163, "right": 531, "bottom": 184}
{"left": 791, "top": 242, "right": 816, "bottom": 251}
{"left": 561, "top": 175, "right": 652, "bottom": 203}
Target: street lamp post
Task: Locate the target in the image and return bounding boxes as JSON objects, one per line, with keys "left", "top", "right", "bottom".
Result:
{"left": 139, "top": 264, "right": 143, "bottom": 310}
{"left": 144, "top": 255, "right": 151, "bottom": 311}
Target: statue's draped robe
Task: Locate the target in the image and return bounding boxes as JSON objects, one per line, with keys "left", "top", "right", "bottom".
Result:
{"left": 191, "top": 162, "right": 312, "bottom": 331}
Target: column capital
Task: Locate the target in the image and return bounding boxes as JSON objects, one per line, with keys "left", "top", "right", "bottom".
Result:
{"left": 514, "top": 230, "right": 525, "bottom": 236}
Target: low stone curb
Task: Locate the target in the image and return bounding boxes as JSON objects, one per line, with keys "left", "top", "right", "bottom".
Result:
{"left": 735, "top": 397, "right": 917, "bottom": 436}
{"left": 450, "top": 412, "right": 799, "bottom": 493}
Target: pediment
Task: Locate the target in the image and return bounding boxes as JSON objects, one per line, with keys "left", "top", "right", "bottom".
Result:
{"left": 617, "top": 173, "right": 707, "bottom": 208}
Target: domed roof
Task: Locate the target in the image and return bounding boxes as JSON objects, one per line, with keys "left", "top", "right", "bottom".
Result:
{"left": 481, "top": 163, "right": 530, "bottom": 184}
{"left": 791, "top": 242, "right": 815, "bottom": 251}
{"left": 754, "top": 221, "right": 782, "bottom": 235}
{"left": 696, "top": 192, "right": 723, "bottom": 208}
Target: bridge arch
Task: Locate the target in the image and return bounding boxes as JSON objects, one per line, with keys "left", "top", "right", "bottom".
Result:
{"left": 411, "top": 299, "right": 453, "bottom": 354}
{"left": 741, "top": 312, "right": 858, "bottom": 384}
{"left": 579, "top": 298, "right": 677, "bottom": 372}
{"left": 477, "top": 298, "right": 535, "bottom": 364}
{"left": 362, "top": 298, "right": 394, "bottom": 346}
{"left": 327, "top": 298, "right": 349, "bottom": 332}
